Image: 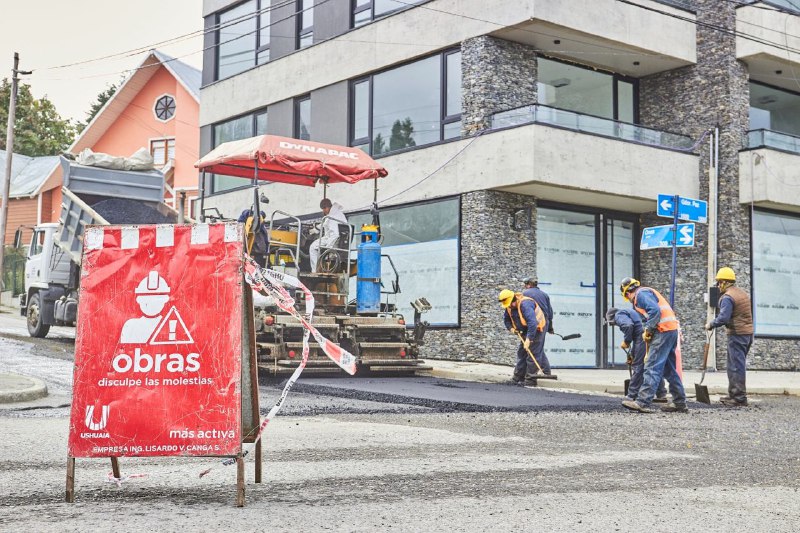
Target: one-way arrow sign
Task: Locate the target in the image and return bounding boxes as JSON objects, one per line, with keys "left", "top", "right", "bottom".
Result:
{"left": 640, "top": 223, "right": 696, "bottom": 250}
{"left": 657, "top": 194, "right": 708, "bottom": 224}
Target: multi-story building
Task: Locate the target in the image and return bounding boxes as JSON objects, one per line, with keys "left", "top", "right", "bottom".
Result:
{"left": 198, "top": 0, "right": 800, "bottom": 371}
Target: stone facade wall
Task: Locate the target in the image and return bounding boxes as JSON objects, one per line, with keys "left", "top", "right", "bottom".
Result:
{"left": 638, "top": 0, "right": 798, "bottom": 369}
{"left": 461, "top": 36, "right": 538, "bottom": 135}
{"left": 424, "top": 191, "right": 537, "bottom": 367}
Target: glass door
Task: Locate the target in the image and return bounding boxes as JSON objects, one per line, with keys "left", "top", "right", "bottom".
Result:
{"left": 537, "top": 208, "right": 598, "bottom": 367}
{"left": 537, "top": 207, "right": 636, "bottom": 368}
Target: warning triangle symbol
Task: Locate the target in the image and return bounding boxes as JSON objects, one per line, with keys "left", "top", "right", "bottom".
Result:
{"left": 149, "top": 306, "right": 194, "bottom": 345}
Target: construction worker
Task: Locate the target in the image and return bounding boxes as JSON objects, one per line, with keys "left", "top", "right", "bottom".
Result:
{"left": 309, "top": 198, "right": 348, "bottom": 272}
{"left": 606, "top": 307, "right": 668, "bottom": 403}
{"left": 523, "top": 277, "right": 554, "bottom": 369}
{"left": 498, "top": 289, "right": 549, "bottom": 385}
{"left": 238, "top": 209, "right": 269, "bottom": 267}
{"left": 619, "top": 278, "right": 687, "bottom": 413}
{"left": 705, "top": 267, "right": 753, "bottom": 407}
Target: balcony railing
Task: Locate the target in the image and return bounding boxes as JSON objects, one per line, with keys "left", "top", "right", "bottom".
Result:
{"left": 491, "top": 104, "right": 695, "bottom": 151}
{"left": 747, "top": 129, "right": 800, "bottom": 154}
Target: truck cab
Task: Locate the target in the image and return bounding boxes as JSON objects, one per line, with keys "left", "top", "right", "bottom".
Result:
{"left": 20, "top": 223, "right": 74, "bottom": 337}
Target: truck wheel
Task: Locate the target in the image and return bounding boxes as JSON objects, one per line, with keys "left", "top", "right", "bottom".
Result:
{"left": 27, "top": 293, "right": 50, "bottom": 338}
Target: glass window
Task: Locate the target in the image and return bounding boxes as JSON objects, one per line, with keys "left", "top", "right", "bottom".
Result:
{"left": 351, "top": 51, "right": 461, "bottom": 155}
{"left": 218, "top": 1, "right": 257, "bottom": 79}
{"left": 348, "top": 198, "right": 460, "bottom": 326}
{"left": 257, "top": 3, "right": 271, "bottom": 64}
{"left": 605, "top": 218, "right": 636, "bottom": 366}
{"left": 150, "top": 138, "right": 175, "bottom": 167}
{"left": 752, "top": 210, "right": 800, "bottom": 337}
{"left": 749, "top": 82, "right": 800, "bottom": 137}
{"left": 352, "top": 0, "right": 425, "bottom": 27}
{"left": 255, "top": 111, "right": 268, "bottom": 135}
{"left": 298, "top": 0, "right": 314, "bottom": 49}
{"left": 295, "top": 96, "right": 311, "bottom": 140}
{"left": 211, "top": 112, "right": 265, "bottom": 192}
{"left": 537, "top": 57, "right": 636, "bottom": 123}
{"left": 352, "top": 80, "right": 370, "bottom": 143}
{"left": 216, "top": 1, "right": 273, "bottom": 80}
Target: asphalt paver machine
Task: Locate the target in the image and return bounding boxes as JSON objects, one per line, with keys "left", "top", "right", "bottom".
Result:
{"left": 195, "top": 135, "right": 431, "bottom": 376}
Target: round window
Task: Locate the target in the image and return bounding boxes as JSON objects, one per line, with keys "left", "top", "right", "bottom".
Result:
{"left": 154, "top": 95, "right": 176, "bottom": 121}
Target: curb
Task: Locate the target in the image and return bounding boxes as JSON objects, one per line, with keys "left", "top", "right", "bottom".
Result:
{"left": 0, "top": 374, "right": 48, "bottom": 404}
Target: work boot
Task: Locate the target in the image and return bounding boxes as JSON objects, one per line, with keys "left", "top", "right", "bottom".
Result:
{"left": 660, "top": 402, "right": 688, "bottom": 413}
{"left": 621, "top": 399, "right": 654, "bottom": 414}
{"left": 720, "top": 397, "right": 748, "bottom": 407}
{"left": 507, "top": 376, "right": 524, "bottom": 386}
{"left": 652, "top": 395, "right": 669, "bottom": 404}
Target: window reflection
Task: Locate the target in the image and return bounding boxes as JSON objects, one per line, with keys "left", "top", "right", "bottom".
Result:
{"left": 218, "top": 1, "right": 257, "bottom": 79}
{"left": 753, "top": 210, "right": 800, "bottom": 337}
{"left": 749, "top": 82, "right": 800, "bottom": 137}
{"left": 211, "top": 111, "right": 267, "bottom": 193}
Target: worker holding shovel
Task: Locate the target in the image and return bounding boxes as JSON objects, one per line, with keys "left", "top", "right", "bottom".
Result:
{"left": 498, "top": 289, "right": 550, "bottom": 385}
{"left": 605, "top": 307, "right": 668, "bottom": 404}
{"left": 619, "top": 278, "right": 688, "bottom": 414}
{"left": 705, "top": 267, "right": 753, "bottom": 407}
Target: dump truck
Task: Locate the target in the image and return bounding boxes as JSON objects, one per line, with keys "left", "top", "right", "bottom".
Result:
{"left": 18, "top": 156, "right": 182, "bottom": 338}
{"left": 195, "top": 134, "right": 432, "bottom": 376}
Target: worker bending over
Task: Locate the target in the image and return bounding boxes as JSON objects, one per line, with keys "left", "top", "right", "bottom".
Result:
{"left": 523, "top": 277, "right": 555, "bottom": 363}
{"left": 619, "top": 278, "right": 687, "bottom": 413}
{"left": 498, "top": 289, "right": 550, "bottom": 385}
{"left": 705, "top": 267, "right": 753, "bottom": 407}
{"left": 606, "top": 307, "right": 668, "bottom": 403}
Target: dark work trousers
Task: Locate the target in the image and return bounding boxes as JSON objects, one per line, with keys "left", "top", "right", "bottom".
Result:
{"left": 514, "top": 332, "right": 546, "bottom": 378}
{"left": 626, "top": 338, "right": 667, "bottom": 400}
{"left": 531, "top": 330, "right": 552, "bottom": 375}
{"left": 727, "top": 334, "right": 752, "bottom": 403}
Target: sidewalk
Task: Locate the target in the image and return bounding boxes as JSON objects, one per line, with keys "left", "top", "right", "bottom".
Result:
{"left": 0, "top": 373, "right": 48, "bottom": 403}
{"left": 422, "top": 360, "right": 800, "bottom": 397}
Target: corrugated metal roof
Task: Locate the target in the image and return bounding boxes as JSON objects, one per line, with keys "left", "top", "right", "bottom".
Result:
{"left": 0, "top": 149, "right": 60, "bottom": 198}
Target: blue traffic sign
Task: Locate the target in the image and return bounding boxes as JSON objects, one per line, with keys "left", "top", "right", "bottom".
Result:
{"left": 640, "top": 223, "right": 696, "bottom": 250}
{"left": 657, "top": 194, "right": 708, "bottom": 224}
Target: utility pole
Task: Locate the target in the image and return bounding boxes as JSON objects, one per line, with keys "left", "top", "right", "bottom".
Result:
{"left": 0, "top": 53, "right": 30, "bottom": 291}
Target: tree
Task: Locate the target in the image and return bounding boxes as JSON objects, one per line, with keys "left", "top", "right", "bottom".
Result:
{"left": 389, "top": 117, "right": 416, "bottom": 152}
{"left": 0, "top": 79, "right": 76, "bottom": 157}
{"left": 77, "top": 82, "right": 119, "bottom": 132}
{"left": 372, "top": 133, "right": 387, "bottom": 155}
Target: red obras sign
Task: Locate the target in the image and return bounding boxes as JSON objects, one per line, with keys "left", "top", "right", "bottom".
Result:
{"left": 68, "top": 223, "right": 244, "bottom": 458}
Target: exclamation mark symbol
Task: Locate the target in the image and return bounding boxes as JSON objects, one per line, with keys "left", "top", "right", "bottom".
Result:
{"left": 169, "top": 320, "right": 177, "bottom": 341}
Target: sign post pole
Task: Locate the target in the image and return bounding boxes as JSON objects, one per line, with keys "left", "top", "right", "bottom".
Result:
{"left": 669, "top": 194, "right": 680, "bottom": 308}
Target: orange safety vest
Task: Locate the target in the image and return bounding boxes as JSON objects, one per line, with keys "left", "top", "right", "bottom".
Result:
{"left": 507, "top": 294, "right": 546, "bottom": 333}
{"left": 633, "top": 287, "right": 679, "bottom": 332}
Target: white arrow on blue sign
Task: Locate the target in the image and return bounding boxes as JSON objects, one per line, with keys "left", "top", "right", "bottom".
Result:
{"left": 657, "top": 194, "right": 708, "bottom": 224}
{"left": 640, "top": 223, "right": 696, "bottom": 250}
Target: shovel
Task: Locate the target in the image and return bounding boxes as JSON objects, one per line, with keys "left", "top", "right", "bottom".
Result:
{"left": 553, "top": 332, "right": 581, "bottom": 341}
{"left": 623, "top": 346, "right": 632, "bottom": 397}
{"left": 513, "top": 330, "right": 557, "bottom": 380}
{"left": 695, "top": 331, "right": 713, "bottom": 404}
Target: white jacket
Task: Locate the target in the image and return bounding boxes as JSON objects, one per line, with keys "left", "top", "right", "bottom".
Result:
{"left": 320, "top": 202, "right": 348, "bottom": 248}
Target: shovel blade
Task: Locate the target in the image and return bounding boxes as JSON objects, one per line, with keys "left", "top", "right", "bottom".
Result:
{"left": 695, "top": 383, "right": 711, "bottom": 404}
{"left": 624, "top": 379, "right": 630, "bottom": 397}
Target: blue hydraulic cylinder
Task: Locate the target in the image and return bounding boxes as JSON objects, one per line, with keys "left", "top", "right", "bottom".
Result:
{"left": 357, "top": 225, "right": 381, "bottom": 314}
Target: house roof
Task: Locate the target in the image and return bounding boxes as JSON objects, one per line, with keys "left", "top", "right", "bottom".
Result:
{"left": 69, "top": 49, "right": 200, "bottom": 154}
{"left": 0, "top": 150, "right": 60, "bottom": 198}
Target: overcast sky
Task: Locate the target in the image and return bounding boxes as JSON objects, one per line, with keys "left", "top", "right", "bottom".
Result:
{"left": 1, "top": 1, "right": 204, "bottom": 123}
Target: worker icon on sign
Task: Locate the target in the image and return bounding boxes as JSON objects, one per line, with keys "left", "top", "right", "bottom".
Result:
{"left": 120, "top": 271, "right": 171, "bottom": 344}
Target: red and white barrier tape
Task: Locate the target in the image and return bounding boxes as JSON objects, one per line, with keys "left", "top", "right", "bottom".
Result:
{"left": 106, "top": 472, "right": 147, "bottom": 487}
{"left": 200, "top": 255, "right": 357, "bottom": 477}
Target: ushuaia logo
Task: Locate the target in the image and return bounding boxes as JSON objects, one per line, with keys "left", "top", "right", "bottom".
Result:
{"left": 114, "top": 271, "right": 200, "bottom": 374}
{"left": 82, "top": 405, "right": 110, "bottom": 438}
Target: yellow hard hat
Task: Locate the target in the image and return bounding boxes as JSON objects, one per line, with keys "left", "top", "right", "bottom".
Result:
{"left": 498, "top": 289, "right": 515, "bottom": 308}
{"left": 715, "top": 267, "right": 736, "bottom": 282}
{"left": 619, "top": 277, "right": 640, "bottom": 301}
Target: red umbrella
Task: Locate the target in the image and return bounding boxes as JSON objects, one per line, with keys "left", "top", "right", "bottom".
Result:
{"left": 194, "top": 134, "right": 388, "bottom": 186}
